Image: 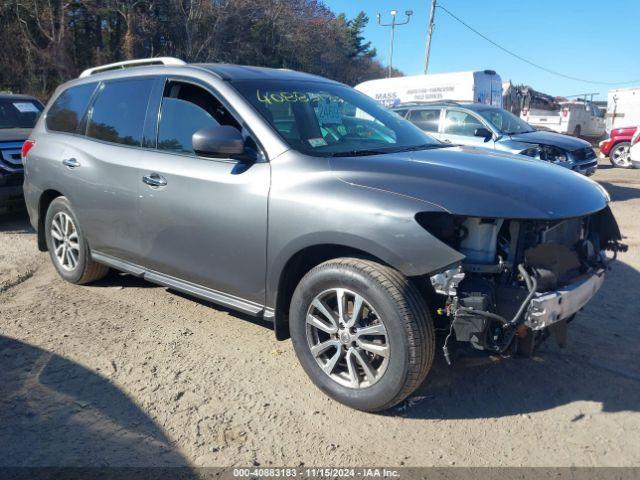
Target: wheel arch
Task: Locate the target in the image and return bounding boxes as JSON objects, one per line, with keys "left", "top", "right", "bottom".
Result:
{"left": 270, "top": 242, "right": 395, "bottom": 340}
{"left": 37, "top": 189, "right": 64, "bottom": 251}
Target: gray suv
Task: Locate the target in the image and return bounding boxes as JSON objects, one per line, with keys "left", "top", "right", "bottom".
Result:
{"left": 23, "top": 58, "right": 624, "bottom": 411}
{"left": 394, "top": 101, "right": 599, "bottom": 176}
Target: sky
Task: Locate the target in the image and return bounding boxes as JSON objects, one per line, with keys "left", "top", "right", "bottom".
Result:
{"left": 323, "top": 0, "right": 640, "bottom": 99}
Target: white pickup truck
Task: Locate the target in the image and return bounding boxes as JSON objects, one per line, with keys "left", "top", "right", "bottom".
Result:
{"left": 521, "top": 101, "right": 606, "bottom": 137}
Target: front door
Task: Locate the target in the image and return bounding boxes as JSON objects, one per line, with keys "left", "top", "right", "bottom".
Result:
{"left": 136, "top": 78, "right": 270, "bottom": 305}
{"left": 440, "top": 109, "right": 495, "bottom": 149}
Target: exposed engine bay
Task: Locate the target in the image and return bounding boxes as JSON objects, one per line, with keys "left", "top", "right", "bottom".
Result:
{"left": 421, "top": 207, "right": 627, "bottom": 361}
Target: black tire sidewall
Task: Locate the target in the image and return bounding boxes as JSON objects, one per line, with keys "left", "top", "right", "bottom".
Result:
{"left": 290, "top": 262, "right": 413, "bottom": 411}
{"left": 44, "top": 197, "right": 89, "bottom": 283}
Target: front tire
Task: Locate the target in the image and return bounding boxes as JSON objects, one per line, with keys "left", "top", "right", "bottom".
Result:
{"left": 289, "top": 257, "right": 434, "bottom": 412}
{"left": 609, "top": 141, "right": 632, "bottom": 168}
{"left": 44, "top": 196, "right": 109, "bottom": 284}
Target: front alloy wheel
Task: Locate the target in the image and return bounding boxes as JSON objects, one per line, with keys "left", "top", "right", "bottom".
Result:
{"left": 306, "top": 288, "right": 389, "bottom": 388}
{"left": 290, "top": 257, "right": 435, "bottom": 412}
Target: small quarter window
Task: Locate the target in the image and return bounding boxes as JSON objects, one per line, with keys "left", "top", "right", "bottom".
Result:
{"left": 46, "top": 83, "right": 96, "bottom": 134}
{"left": 87, "top": 78, "right": 154, "bottom": 146}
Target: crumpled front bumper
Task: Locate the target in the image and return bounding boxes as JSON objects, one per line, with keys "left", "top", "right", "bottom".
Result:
{"left": 525, "top": 268, "right": 606, "bottom": 330}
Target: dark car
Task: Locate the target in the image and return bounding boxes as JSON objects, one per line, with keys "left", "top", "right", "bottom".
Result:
{"left": 394, "top": 101, "right": 599, "bottom": 176}
{"left": 22, "top": 58, "right": 625, "bottom": 411}
{"left": 0, "top": 93, "right": 44, "bottom": 211}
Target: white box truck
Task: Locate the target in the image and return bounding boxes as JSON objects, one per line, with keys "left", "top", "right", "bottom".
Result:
{"left": 606, "top": 87, "right": 640, "bottom": 133}
{"left": 355, "top": 70, "right": 503, "bottom": 108}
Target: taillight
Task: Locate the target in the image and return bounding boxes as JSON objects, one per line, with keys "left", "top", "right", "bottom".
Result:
{"left": 562, "top": 108, "right": 569, "bottom": 118}
{"left": 21, "top": 139, "right": 35, "bottom": 160}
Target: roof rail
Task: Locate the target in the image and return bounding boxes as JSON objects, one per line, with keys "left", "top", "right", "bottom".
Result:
{"left": 79, "top": 57, "right": 186, "bottom": 78}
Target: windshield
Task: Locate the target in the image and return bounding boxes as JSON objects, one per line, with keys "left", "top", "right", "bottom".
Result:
{"left": 477, "top": 108, "right": 535, "bottom": 135}
{"left": 0, "top": 98, "right": 43, "bottom": 129}
{"left": 232, "top": 80, "right": 441, "bottom": 156}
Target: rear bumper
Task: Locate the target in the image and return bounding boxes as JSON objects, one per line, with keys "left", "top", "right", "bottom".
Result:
{"left": 525, "top": 268, "right": 605, "bottom": 330}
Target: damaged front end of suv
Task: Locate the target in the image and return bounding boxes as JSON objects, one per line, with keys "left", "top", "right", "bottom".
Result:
{"left": 422, "top": 206, "right": 626, "bottom": 360}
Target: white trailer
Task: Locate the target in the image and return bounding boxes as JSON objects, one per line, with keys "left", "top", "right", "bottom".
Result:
{"left": 355, "top": 70, "right": 503, "bottom": 108}
{"left": 606, "top": 87, "right": 640, "bottom": 133}
{"left": 521, "top": 101, "right": 606, "bottom": 138}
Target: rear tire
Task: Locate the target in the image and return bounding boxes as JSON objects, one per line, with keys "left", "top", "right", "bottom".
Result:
{"left": 573, "top": 125, "right": 581, "bottom": 137}
{"left": 609, "top": 141, "right": 632, "bottom": 168}
{"left": 289, "top": 257, "right": 434, "bottom": 412}
{"left": 44, "top": 196, "right": 109, "bottom": 284}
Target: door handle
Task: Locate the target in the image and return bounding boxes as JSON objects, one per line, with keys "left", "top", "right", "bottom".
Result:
{"left": 142, "top": 173, "right": 167, "bottom": 187}
{"left": 62, "top": 157, "right": 80, "bottom": 169}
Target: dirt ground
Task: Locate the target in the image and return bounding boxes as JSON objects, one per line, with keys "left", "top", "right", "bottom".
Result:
{"left": 1, "top": 157, "right": 639, "bottom": 468}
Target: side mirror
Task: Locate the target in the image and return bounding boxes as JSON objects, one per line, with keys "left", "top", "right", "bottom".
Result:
{"left": 192, "top": 125, "right": 245, "bottom": 158}
{"left": 474, "top": 127, "right": 493, "bottom": 142}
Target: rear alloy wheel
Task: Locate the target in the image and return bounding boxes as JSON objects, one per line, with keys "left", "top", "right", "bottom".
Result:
{"left": 290, "top": 257, "right": 434, "bottom": 412}
{"left": 609, "top": 142, "right": 632, "bottom": 168}
{"left": 45, "top": 196, "right": 109, "bottom": 284}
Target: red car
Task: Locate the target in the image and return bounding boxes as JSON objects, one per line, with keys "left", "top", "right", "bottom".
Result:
{"left": 600, "top": 126, "right": 637, "bottom": 168}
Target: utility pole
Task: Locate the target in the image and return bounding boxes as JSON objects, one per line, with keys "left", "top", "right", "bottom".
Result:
{"left": 424, "top": 0, "right": 437, "bottom": 74}
{"left": 377, "top": 10, "right": 413, "bottom": 78}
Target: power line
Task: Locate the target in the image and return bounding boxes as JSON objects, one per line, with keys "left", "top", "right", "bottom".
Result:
{"left": 437, "top": 3, "right": 640, "bottom": 86}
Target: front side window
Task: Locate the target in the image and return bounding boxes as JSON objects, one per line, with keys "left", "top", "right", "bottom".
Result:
{"left": 157, "top": 81, "right": 242, "bottom": 155}
{"left": 232, "top": 79, "right": 440, "bottom": 157}
{"left": 477, "top": 108, "right": 535, "bottom": 135}
{"left": 443, "top": 110, "right": 485, "bottom": 137}
{"left": 46, "top": 83, "right": 96, "bottom": 133}
{"left": 408, "top": 109, "right": 441, "bottom": 132}
{"left": 87, "top": 78, "right": 154, "bottom": 146}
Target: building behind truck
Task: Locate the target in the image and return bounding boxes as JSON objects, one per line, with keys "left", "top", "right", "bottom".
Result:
{"left": 355, "top": 70, "right": 503, "bottom": 108}
{"left": 606, "top": 87, "right": 640, "bottom": 133}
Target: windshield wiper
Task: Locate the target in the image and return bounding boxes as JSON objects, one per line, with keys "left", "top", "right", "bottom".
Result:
{"left": 397, "top": 143, "right": 450, "bottom": 152}
{"left": 329, "top": 149, "right": 388, "bottom": 157}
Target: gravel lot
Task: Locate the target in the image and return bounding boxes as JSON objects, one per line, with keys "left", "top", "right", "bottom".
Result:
{"left": 1, "top": 157, "right": 639, "bottom": 468}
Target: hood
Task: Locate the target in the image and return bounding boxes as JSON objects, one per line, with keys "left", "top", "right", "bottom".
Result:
{"left": 0, "top": 128, "right": 31, "bottom": 143}
{"left": 507, "top": 130, "right": 591, "bottom": 151}
{"left": 330, "top": 146, "right": 608, "bottom": 220}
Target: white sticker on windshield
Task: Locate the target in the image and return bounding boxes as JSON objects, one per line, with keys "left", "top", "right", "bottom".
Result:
{"left": 13, "top": 102, "right": 40, "bottom": 113}
{"left": 308, "top": 138, "right": 328, "bottom": 148}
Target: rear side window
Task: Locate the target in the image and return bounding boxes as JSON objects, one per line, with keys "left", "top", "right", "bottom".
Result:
{"left": 87, "top": 78, "right": 154, "bottom": 146}
{"left": 408, "top": 109, "right": 441, "bottom": 132}
{"left": 46, "top": 83, "right": 96, "bottom": 133}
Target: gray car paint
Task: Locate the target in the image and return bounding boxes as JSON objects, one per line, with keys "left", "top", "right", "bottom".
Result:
{"left": 23, "top": 63, "right": 610, "bottom": 328}
{"left": 396, "top": 104, "right": 597, "bottom": 171}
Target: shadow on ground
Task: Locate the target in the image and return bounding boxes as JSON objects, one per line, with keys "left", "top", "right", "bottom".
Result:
{"left": 599, "top": 181, "right": 640, "bottom": 202}
{"left": 0, "top": 335, "right": 191, "bottom": 467}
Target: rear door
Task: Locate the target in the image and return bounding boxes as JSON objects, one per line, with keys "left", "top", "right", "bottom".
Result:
{"left": 49, "top": 78, "right": 155, "bottom": 263}
{"left": 440, "top": 108, "right": 494, "bottom": 148}
{"left": 136, "top": 77, "right": 270, "bottom": 306}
